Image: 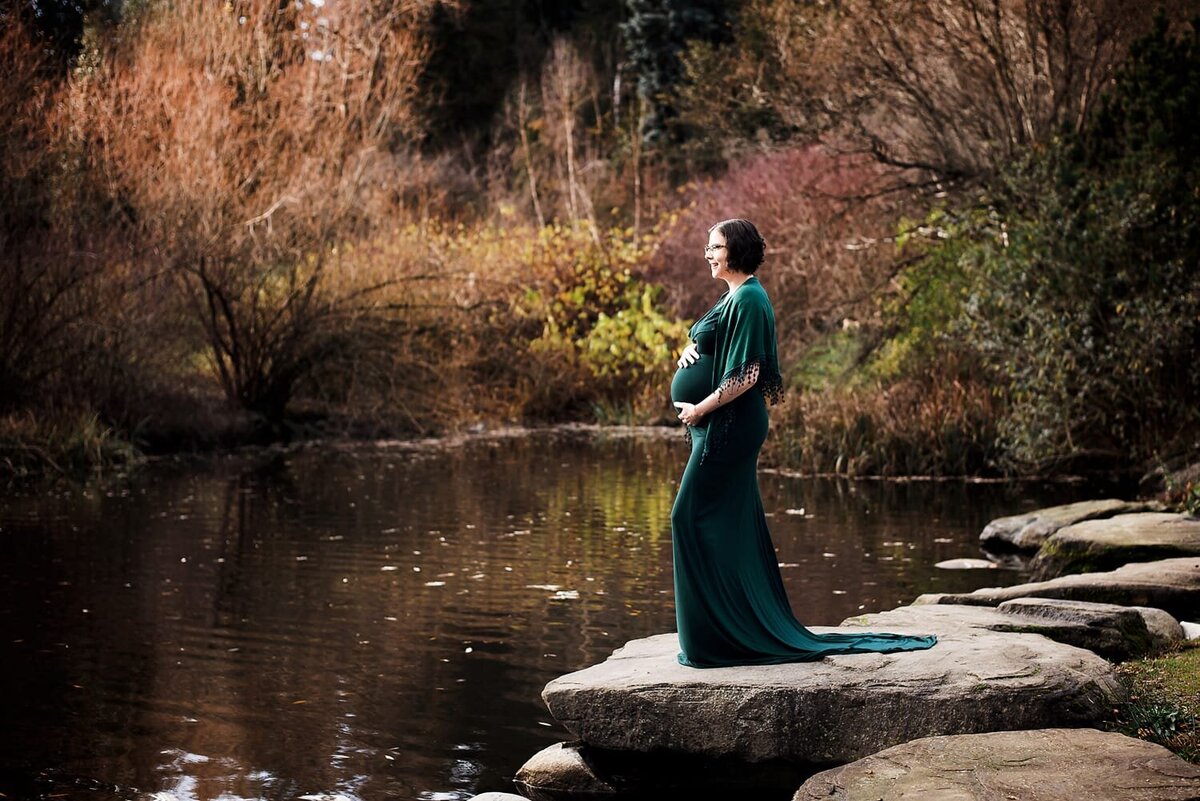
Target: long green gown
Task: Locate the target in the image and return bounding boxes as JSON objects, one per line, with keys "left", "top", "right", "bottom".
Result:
{"left": 669, "top": 277, "right": 937, "bottom": 668}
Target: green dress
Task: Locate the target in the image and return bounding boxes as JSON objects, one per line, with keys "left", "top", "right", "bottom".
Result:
{"left": 669, "top": 277, "right": 937, "bottom": 668}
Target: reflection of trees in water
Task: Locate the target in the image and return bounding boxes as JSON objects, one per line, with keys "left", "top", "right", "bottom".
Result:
{"left": 129, "top": 434, "right": 683, "bottom": 798}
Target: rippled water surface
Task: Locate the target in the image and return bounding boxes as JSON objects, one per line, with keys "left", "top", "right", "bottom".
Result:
{"left": 0, "top": 429, "right": 1097, "bottom": 800}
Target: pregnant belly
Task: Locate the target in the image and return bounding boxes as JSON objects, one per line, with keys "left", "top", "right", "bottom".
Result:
{"left": 670, "top": 354, "right": 713, "bottom": 405}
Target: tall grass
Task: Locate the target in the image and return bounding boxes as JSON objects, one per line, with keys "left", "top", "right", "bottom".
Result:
{"left": 0, "top": 412, "right": 137, "bottom": 479}
{"left": 769, "top": 368, "right": 1001, "bottom": 476}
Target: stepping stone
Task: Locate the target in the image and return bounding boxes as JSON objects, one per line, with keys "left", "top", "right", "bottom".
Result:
{"left": 1032, "top": 512, "right": 1200, "bottom": 579}
{"left": 999, "top": 597, "right": 1184, "bottom": 653}
{"left": 917, "top": 557, "right": 1200, "bottom": 621}
{"left": 981, "top": 499, "right": 1163, "bottom": 553}
{"left": 794, "top": 728, "right": 1200, "bottom": 801}
{"left": 934, "top": 557, "right": 998, "bottom": 570}
{"left": 843, "top": 600, "right": 1180, "bottom": 662}
{"left": 540, "top": 625, "right": 1121, "bottom": 767}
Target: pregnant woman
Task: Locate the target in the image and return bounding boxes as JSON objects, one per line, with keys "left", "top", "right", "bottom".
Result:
{"left": 669, "top": 219, "right": 937, "bottom": 667}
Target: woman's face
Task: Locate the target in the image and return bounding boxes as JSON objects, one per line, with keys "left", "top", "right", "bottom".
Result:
{"left": 705, "top": 229, "right": 731, "bottom": 281}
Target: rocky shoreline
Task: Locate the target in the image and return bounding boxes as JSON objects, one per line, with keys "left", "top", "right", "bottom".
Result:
{"left": 473, "top": 501, "right": 1200, "bottom": 801}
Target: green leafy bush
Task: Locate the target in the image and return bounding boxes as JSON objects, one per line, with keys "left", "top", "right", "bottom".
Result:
{"left": 519, "top": 223, "right": 690, "bottom": 420}
{"left": 966, "top": 19, "right": 1200, "bottom": 471}
{"left": 875, "top": 17, "right": 1200, "bottom": 474}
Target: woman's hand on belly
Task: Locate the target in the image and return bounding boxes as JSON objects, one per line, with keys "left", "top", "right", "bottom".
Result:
{"left": 674, "top": 401, "right": 705, "bottom": 427}
{"left": 677, "top": 342, "right": 700, "bottom": 369}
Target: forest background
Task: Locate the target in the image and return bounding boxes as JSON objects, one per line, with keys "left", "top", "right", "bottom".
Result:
{"left": 2, "top": 0, "right": 1198, "bottom": 491}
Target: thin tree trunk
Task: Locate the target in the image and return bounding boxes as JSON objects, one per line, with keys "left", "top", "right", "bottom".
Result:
{"left": 516, "top": 81, "right": 546, "bottom": 228}
{"left": 633, "top": 96, "right": 644, "bottom": 238}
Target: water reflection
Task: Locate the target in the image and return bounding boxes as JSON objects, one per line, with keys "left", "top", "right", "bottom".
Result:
{"left": 0, "top": 430, "right": 1094, "bottom": 800}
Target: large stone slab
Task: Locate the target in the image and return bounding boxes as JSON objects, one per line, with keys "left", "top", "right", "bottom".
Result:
{"left": 981, "top": 499, "right": 1163, "bottom": 552}
{"left": 916, "top": 557, "right": 1200, "bottom": 621}
{"left": 1032, "top": 512, "right": 1200, "bottom": 579}
{"left": 794, "top": 728, "right": 1200, "bottom": 801}
{"left": 541, "top": 623, "right": 1122, "bottom": 766}
{"left": 842, "top": 600, "right": 1180, "bottom": 662}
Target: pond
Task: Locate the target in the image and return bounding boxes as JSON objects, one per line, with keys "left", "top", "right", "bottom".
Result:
{"left": 0, "top": 428, "right": 1098, "bottom": 800}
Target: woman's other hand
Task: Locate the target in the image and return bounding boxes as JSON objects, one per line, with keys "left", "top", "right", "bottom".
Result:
{"left": 674, "top": 402, "right": 704, "bottom": 427}
{"left": 677, "top": 343, "right": 700, "bottom": 369}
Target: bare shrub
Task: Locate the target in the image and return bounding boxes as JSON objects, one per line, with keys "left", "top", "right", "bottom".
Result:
{"left": 681, "top": 0, "right": 1191, "bottom": 187}
{"left": 0, "top": 21, "right": 105, "bottom": 412}
{"left": 837, "top": 1, "right": 1185, "bottom": 182}
{"left": 836, "top": 0, "right": 1181, "bottom": 181}
{"left": 70, "top": 1, "right": 441, "bottom": 425}
{"left": 294, "top": 224, "right": 500, "bottom": 435}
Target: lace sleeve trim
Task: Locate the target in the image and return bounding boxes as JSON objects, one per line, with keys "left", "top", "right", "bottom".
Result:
{"left": 715, "top": 356, "right": 783, "bottom": 405}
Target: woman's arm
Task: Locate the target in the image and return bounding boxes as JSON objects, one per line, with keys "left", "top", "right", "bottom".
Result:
{"left": 676, "top": 362, "right": 759, "bottom": 426}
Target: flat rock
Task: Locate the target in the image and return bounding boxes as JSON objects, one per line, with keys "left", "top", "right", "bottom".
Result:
{"left": 794, "top": 728, "right": 1200, "bottom": 801}
{"left": 843, "top": 600, "right": 1177, "bottom": 662}
{"left": 981, "top": 499, "right": 1163, "bottom": 552}
{"left": 999, "top": 597, "right": 1184, "bottom": 652}
{"left": 541, "top": 623, "right": 1121, "bottom": 766}
{"left": 1032, "top": 512, "right": 1200, "bottom": 579}
{"left": 916, "top": 557, "right": 1200, "bottom": 621}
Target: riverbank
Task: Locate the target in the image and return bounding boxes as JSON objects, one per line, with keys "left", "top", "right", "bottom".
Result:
{"left": 6, "top": 406, "right": 1188, "bottom": 495}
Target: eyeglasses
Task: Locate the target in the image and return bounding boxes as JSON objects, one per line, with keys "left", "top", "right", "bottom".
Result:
{"left": 704, "top": 244, "right": 726, "bottom": 254}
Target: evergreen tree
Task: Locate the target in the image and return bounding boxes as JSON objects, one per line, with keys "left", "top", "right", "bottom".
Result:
{"left": 621, "top": 0, "right": 731, "bottom": 143}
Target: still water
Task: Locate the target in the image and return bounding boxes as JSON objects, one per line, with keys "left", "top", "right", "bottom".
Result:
{"left": 0, "top": 428, "right": 1095, "bottom": 800}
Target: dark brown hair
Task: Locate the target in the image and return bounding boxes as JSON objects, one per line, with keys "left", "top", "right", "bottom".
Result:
{"left": 709, "top": 218, "right": 766, "bottom": 274}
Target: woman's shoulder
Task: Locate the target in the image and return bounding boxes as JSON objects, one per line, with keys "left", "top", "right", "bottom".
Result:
{"left": 725, "top": 278, "right": 772, "bottom": 311}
